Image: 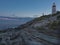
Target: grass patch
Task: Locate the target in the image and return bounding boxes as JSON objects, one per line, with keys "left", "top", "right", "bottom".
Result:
{"left": 46, "top": 21, "right": 60, "bottom": 30}
{"left": 52, "top": 11, "right": 60, "bottom": 16}
{"left": 57, "top": 15, "right": 60, "bottom": 20}
{"left": 35, "top": 26, "right": 46, "bottom": 30}
{"left": 0, "top": 43, "right": 6, "bottom": 45}
{"left": 0, "top": 30, "right": 6, "bottom": 34}
{"left": 34, "top": 15, "right": 51, "bottom": 21}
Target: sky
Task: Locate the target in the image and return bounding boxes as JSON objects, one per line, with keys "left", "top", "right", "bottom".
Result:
{"left": 0, "top": 0, "right": 60, "bottom": 17}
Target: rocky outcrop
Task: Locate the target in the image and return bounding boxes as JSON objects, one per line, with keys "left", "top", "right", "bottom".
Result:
{"left": 0, "top": 12, "right": 60, "bottom": 45}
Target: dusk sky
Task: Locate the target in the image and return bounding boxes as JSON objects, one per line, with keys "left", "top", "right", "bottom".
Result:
{"left": 0, "top": 0, "right": 60, "bottom": 17}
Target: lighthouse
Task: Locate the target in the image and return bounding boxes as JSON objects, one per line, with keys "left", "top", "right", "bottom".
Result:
{"left": 52, "top": 2, "right": 56, "bottom": 14}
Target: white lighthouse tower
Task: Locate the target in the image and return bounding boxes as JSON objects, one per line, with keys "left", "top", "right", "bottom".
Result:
{"left": 52, "top": 2, "right": 56, "bottom": 14}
